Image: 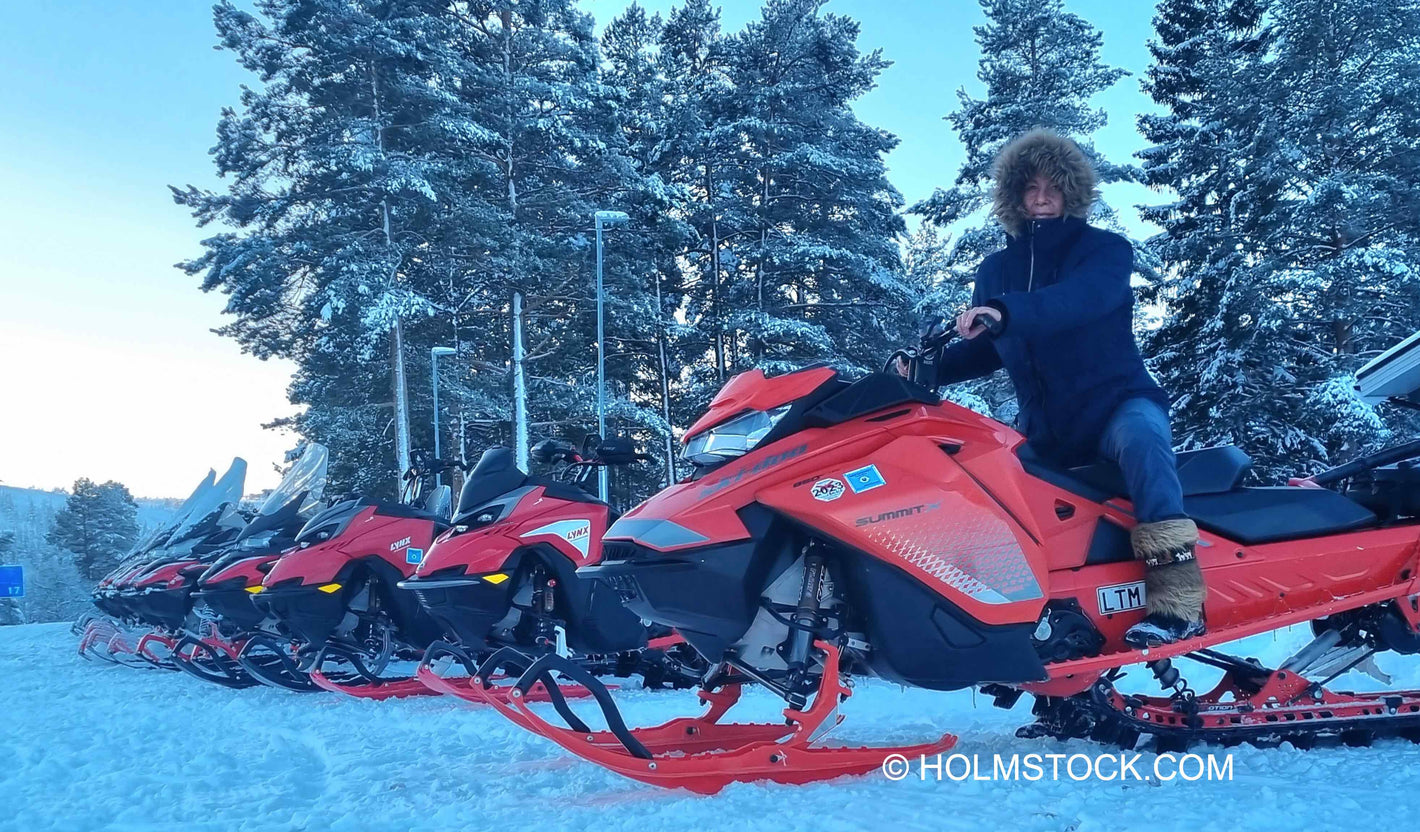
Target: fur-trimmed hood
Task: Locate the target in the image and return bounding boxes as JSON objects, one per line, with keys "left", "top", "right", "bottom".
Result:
{"left": 991, "top": 129, "right": 1098, "bottom": 238}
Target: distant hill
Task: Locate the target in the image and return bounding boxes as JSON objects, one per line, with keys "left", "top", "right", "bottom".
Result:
{"left": 0, "top": 485, "right": 180, "bottom": 534}
{"left": 0, "top": 484, "right": 179, "bottom": 624}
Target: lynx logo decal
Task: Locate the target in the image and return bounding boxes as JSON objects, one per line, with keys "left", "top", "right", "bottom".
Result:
{"left": 521, "top": 520, "right": 593, "bottom": 559}
{"left": 389, "top": 536, "right": 412, "bottom": 552}
{"left": 700, "top": 443, "right": 809, "bottom": 497}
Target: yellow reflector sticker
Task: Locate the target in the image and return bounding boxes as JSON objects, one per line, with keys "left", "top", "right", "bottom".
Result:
{"left": 482, "top": 573, "right": 510, "bottom": 585}
{"left": 245, "top": 585, "right": 265, "bottom": 594}
{"left": 317, "top": 583, "right": 342, "bottom": 594}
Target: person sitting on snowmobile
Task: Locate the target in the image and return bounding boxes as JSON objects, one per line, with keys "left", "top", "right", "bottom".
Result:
{"left": 898, "top": 128, "right": 1204, "bottom": 647}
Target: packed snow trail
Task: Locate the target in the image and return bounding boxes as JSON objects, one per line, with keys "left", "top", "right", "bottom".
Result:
{"left": 4, "top": 622, "right": 1420, "bottom": 831}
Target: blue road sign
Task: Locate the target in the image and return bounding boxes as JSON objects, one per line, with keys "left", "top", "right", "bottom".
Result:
{"left": 0, "top": 565, "right": 23, "bottom": 598}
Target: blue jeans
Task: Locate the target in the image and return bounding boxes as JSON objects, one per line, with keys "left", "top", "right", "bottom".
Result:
{"left": 1097, "top": 397, "right": 1186, "bottom": 523}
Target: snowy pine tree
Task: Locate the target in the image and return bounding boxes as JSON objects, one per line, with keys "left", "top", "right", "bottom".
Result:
{"left": 173, "top": 1, "right": 482, "bottom": 496}
{"left": 46, "top": 479, "right": 138, "bottom": 582}
{"left": 1140, "top": 0, "right": 1420, "bottom": 476}
{"left": 713, "top": 0, "right": 907, "bottom": 377}
{"left": 909, "top": 0, "right": 1146, "bottom": 420}
{"left": 913, "top": 0, "right": 1139, "bottom": 252}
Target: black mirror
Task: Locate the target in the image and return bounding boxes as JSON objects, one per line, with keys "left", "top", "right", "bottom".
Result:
{"left": 595, "top": 435, "right": 639, "bottom": 465}
{"left": 531, "top": 438, "right": 578, "bottom": 465}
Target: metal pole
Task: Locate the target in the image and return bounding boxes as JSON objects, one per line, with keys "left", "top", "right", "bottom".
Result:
{"left": 596, "top": 215, "right": 607, "bottom": 501}
{"left": 392, "top": 318, "right": 412, "bottom": 480}
{"left": 591, "top": 211, "right": 627, "bottom": 502}
{"left": 432, "top": 350, "right": 442, "bottom": 489}
{"left": 512, "top": 291, "right": 529, "bottom": 471}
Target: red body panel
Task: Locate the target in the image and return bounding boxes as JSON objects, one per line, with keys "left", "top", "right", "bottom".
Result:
{"left": 203, "top": 554, "right": 278, "bottom": 587}
{"left": 610, "top": 388, "right": 1420, "bottom": 688}
{"left": 417, "top": 486, "right": 611, "bottom": 577}
{"left": 262, "top": 507, "right": 439, "bottom": 587}
{"left": 684, "top": 366, "right": 838, "bottom": 438}
{"left": 132, "top": 559, "right": 203, "bottom": 590}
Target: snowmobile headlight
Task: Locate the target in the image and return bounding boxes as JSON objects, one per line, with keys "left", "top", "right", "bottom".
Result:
{"left": 681, "top": 405, "right": 792, "bottom": 466}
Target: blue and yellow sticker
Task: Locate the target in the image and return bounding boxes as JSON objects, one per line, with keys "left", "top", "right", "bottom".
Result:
{"left": 844, "top": 464, "right": 886, "bottom": 493}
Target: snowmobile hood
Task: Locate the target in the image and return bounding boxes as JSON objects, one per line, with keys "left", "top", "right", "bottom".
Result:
{"left": 683, "top": 365, "right": 839, "bottom": 440}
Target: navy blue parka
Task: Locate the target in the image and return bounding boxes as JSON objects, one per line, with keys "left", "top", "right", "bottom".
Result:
{"left": 935, "top": 215, "right": 1170, "bottom": 466}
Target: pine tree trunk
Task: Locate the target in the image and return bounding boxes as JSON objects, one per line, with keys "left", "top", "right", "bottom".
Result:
{"left": 371, "top": 62, "right": 411, "bottom": 477}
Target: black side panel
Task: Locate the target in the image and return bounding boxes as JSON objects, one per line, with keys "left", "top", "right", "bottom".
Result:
{"left": 1084, "top": 519, "right": 1134, "bottom": 565}
{"left": 410, "top": 561, "right": 521, "bottom": 648}
{"left": 802, "top": 372, "right": 940, "bottom": 430}
{"left": 1184, "top": 487, "right": 1377, "bottom": 545}
{"left": 838, "top": 549, "right": 1045, "bottom": 690}
{"left": 535, "top": 544, "right": 647, "bottom": 654}
{"left": 580, "top": 507, "right": 794, "bottom": 661}
{"left": 360, "top": 557, "right": 444, "bottom": 648}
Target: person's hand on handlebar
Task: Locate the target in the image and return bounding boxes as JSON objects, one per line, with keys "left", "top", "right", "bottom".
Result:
{"left": 892, "top": 355, "right": 910, "bottom": 378}
{"left": 957, "top": 306, "right": 1002, "bottom": 339}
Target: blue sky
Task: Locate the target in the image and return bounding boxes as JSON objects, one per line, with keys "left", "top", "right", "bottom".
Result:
{"left": 0, "top": 0, "right": 1163, "bottom": 498}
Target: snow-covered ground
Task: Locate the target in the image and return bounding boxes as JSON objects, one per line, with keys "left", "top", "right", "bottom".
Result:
{"left": 5, "top": 621, "right": 1420, "bottom": 831}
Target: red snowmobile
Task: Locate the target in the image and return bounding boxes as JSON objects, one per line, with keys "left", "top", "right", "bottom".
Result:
{"left": 110, "top": 447, "right": 327, "bottom": 682}
{"left": 172, "top": 444, "right": 332, "bottom": 688}
{"left": 473, "top": 318, "right": 1420, "bottom": 793}
{"left": 237, "top": 460, "right": 453, "bottom": 698}
{"left": 401, "top": 438, "right": 702, "bottom": 705}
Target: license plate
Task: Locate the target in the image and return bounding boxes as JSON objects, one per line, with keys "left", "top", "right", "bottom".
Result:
{"left": 1097, "top": 581, "right": 1146, "bottom": 614}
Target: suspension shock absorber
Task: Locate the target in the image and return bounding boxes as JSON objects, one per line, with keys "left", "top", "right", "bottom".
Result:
{"left": 783, "top": 542, "right": 827, "bottom": 703}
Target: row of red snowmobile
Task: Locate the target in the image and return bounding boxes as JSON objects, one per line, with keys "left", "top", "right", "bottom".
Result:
{"left": 78, "top": 319, "right": 1420, "bottom": 794}
{"left": 75, "top": 437, "right": 704, "bottom": 706}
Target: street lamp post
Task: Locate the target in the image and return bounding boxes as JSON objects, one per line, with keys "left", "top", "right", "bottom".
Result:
{"left": 430, "top": 346, "right": 457, "bottom": 488}
{"left": 594, "top": 210, "right": 629, "bottom": 502}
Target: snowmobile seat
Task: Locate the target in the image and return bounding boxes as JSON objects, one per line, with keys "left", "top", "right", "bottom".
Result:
{"left": 1020, "top": 444, "right": 1253, "bottom": 502}
{"left": 422, "top": 486, "right": 453, "bottom": 523}
{"left": 1183, "top": 487, "right": 1377, "bottom": 545}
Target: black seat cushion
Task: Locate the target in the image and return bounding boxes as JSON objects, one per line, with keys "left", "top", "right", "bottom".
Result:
{"left": 1067, "top": 445, "right": 1253, "bottom": 498}
{"left": 1184, "top": 487, "right": 1377, "bottom": 545}
{"left": 1020, "top": 443, "right": 1253, "bottom": 502}
{"left": 1020, "top": 443, "right": 1376, "bottom": 544}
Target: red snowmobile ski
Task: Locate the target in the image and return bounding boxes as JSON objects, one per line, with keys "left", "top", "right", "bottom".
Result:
{"left": 475, "top": 318, "right": 1420, "bottom": 793}
{"left": 239, "top": 466, "right": 452, "bottom": 699}
{"left": 401, "top": 438, "right": 703, "bottom": 707}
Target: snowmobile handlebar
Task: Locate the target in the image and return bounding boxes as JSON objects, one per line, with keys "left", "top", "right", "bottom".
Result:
{"left": 884, "top": 312, "right": 1001, "bottom": 387}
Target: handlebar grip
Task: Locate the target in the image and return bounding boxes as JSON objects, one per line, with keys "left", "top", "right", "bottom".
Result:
{"left": 973, "top": 313, "right": 1004, "bottom": 337}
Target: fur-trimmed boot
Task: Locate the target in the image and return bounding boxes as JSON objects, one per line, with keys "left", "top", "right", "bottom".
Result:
{"left": 1123, "top": 518, "right": 1206, "bottom": 648}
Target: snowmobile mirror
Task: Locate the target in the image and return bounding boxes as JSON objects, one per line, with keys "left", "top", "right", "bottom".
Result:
{"left": 595, "top": 435, "right": 639, "bottom": 465}
{"left": 531, "top": 438, "right": 578, "bottom": 465}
